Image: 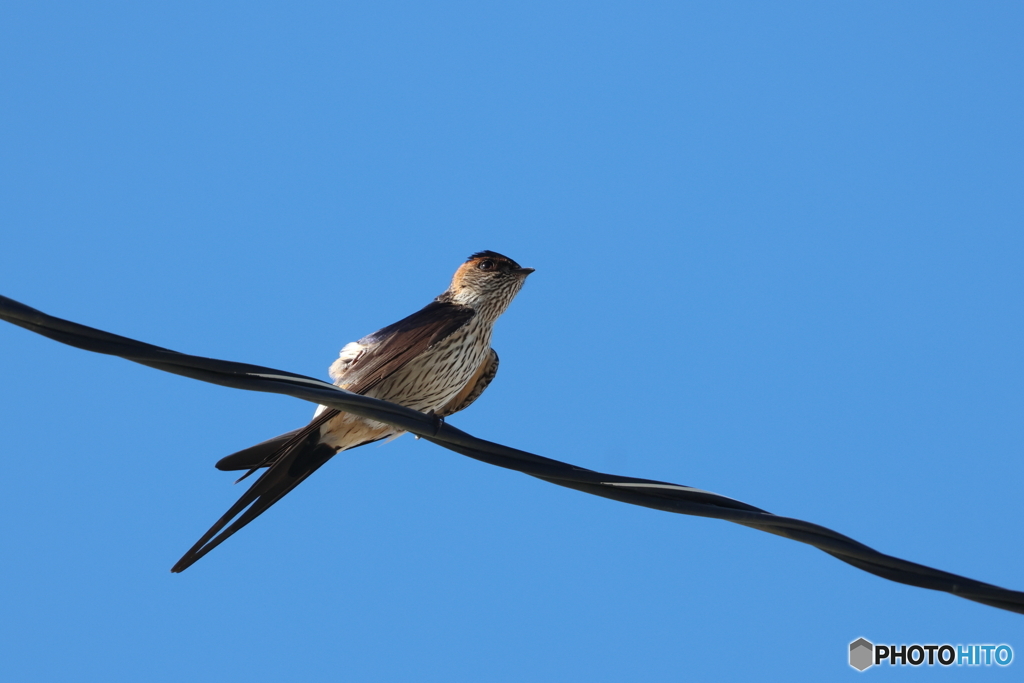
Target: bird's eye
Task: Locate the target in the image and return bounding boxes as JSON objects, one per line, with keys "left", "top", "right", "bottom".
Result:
{"left": 478, "top": 260, "right": 495, "bottom": 271}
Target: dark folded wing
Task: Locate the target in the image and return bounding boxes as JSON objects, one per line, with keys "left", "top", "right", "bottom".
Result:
{"left": 335, "top": 300, "right": 476, "bottom": 395}
{"left": 171, "top": 299, "right": 476, "bottom": 572}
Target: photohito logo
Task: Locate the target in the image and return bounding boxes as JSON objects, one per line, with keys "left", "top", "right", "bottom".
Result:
{"left": 849, "top": 638, "right": 1013, "bottom": 671}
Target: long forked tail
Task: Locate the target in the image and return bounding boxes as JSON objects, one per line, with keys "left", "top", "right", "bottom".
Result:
{"left": 171, "top": 412, "right": 341, "bottom": 573}
{"left": 172, "top": 408, "right": 391, "bottom": 573}
{"left": 215, "top": 429, "right": 303, "bottom": 472}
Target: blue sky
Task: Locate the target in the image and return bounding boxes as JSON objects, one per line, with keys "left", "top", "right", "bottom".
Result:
{"left": 1, "top": 2, "right": 1022, "bottom": 680}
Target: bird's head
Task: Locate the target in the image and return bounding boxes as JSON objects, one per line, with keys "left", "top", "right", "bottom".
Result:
{"left": 441, "top": 250, "right": 534, "bottom": 320}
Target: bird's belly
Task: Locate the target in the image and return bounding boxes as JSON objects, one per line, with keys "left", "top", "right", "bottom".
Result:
{"left": 319, "top": 412, "right": 396, "bottom": 452}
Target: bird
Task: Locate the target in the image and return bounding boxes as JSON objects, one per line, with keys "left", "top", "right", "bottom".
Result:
{"left": 170, "top": 251, "right": 534, "bottom": 572}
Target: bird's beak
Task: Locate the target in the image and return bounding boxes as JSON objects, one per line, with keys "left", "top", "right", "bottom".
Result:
{"left": 514, "top": 267, "right": 535, "bottom": 276}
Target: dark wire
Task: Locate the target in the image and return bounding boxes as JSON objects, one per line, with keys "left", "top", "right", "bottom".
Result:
{"left": 2, "top": 293, "right": 1022, "bottom": 615}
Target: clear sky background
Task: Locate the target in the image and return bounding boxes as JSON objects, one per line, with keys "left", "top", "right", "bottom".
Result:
{"left": 1, "top": 2, "right": 1022, "bottom": 680}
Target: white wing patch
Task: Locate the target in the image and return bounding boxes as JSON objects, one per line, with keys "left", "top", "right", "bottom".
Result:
{"left": 312, "top": 341, "right": 369, "bottom": 418}
{"left": 329, "top": 341, "right": 366, "bottom": 384}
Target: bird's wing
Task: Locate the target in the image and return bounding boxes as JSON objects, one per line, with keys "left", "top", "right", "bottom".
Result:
{"left": 438, "top": 348, "right": 498, "bottom": 417}
{"left": 171, "top": 300, "right": 476, "bottom": 573}
{"left": 330, "top": 300, "right": 476, "bottom": 394}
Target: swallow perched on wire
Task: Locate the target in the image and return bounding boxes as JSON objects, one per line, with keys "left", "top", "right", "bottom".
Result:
{"left": 170, "top": 251, "right": 533, "bottom": 572}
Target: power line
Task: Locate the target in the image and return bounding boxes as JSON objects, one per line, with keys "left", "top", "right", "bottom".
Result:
{"left": 2, "top": 293, "right": 1021, "bottom": 615}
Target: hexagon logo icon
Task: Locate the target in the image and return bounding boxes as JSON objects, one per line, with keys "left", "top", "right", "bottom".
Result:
{"left": 849, "top": 638, "right": 874, "bottom": 671}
